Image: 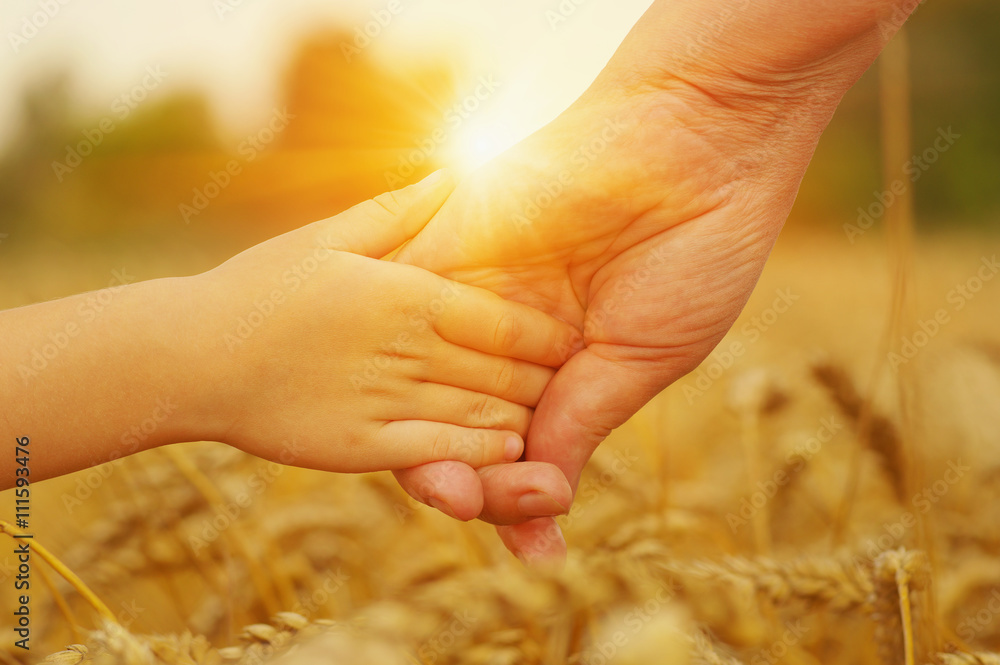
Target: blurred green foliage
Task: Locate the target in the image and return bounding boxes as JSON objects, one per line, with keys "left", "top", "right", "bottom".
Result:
{"left": 0, "top": 2, "right": 996, "bottom": 248}
{"left": 795, "top": 0, "right": 1000, "bottom": 229}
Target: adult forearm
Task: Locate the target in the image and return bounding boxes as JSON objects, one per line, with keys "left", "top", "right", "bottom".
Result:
{"left": 612, "top": 0, "right": 915, "bottom": 86}
{"left": 0, "top": 277, "right": 224, "bottom": 487}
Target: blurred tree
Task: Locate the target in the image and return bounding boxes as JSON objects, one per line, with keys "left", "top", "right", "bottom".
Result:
{"left": 221, "top": 31, "right": 460, "bottom": 236}
{"left": 1, "top": 4, "right": 996, "bottom": 245}
{"left": 792, "top": 0, "right": 1000, "bottom": 230}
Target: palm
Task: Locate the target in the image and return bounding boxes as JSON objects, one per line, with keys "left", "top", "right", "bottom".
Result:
{"left": 394, "top": 87, "right": 804, "bottom": 558}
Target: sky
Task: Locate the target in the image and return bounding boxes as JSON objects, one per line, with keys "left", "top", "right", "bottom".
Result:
{"left": 0, "top": 0, "right": 654, "bottom": 163}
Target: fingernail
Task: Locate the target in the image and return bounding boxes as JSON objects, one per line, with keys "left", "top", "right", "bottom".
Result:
{"left": 514, "top": 531, "right": 567, "bottom": 569}
{"left": 517, "top": 491, "right": 568, "bottom": 517}
{"left": 504, "top": 436, "right": 523, "bottom": 462}
{"left": 427, "top": 497, "right": 459, "bottom": 520}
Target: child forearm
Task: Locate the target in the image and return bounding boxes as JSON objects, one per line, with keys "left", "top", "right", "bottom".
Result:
{"left": 1, "top": 276, "right": 223, "bottom": 488}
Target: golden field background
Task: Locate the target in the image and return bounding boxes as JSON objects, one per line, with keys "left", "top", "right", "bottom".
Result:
{"left": 2, "top": 1, "right": 1000, "bottom": 663}
{"left": 1, "top": 228, "right": 999, "bottom": 664}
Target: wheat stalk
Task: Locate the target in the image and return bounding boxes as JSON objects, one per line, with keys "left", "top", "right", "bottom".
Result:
{"left": 162, "top": 446, "right": 282, "bottom": 616}
{"left": 935, "top": 654, "right": 1000, "bottom": 665}
{"left": 0, "top": 520, "right": 117, "bottom": 624}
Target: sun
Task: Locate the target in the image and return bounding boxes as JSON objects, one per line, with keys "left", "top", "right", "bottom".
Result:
{"left": 440, "top": 119, "right": 520, "bottom": 174}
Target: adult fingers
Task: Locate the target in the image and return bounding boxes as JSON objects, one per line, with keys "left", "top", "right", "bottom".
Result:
{"left": 522, "top": 346, "right": 669, "bottom": 489}
{"left": 492, "top": 347, "right": 671, "bottom": 562}
{"left": 393, "top": 461, "right": 484, "bottom": 522}
{"left": 496, "top": 518, "right": 567, "bottom": 567}
{"left": 475, "top": 462, "right": 572, "bottom": 525}
{"left": 393, "top": 460, "right": 573, "bottom": 525}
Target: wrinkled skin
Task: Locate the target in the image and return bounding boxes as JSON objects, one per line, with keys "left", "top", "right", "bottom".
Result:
{"left": 392, "top": 0, "right": 900, "bottom": 562}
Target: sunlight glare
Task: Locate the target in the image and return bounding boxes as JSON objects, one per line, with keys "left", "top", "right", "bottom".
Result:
{"left": 441, "top": 119, "right": 520, "bottom": 174}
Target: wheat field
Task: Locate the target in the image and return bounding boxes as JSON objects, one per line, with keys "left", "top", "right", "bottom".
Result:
{"left": 2, "top": 226, "right": 999, "bottom": 665}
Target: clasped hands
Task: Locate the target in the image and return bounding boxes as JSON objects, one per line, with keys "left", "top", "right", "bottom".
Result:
{"left": 0, "top": 0, "right": 913, "bottom": 567}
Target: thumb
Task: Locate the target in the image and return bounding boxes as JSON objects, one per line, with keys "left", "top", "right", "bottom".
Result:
{"left": 495, "top": 347, "right": 672, "bottom": 563}
{"left": 319, "top": 170, "right": 455, "bottom": 258}
{"left": 524, "top": 346, "right": 667, "bottom": 490}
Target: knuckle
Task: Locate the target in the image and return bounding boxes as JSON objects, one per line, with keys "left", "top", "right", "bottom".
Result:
{"left": 483, "top": 397, "right": 509, "bottom": 429}
{"left": 494, "top": 360, "right": 519, "bottom": 398}
{"left": 430, "top": 429, "right": 453, "bottom": 461}
{"left": 467, "top": 393, "right": 491, "bottom": 425}
{"left": 492, "top": 311, "right": 522, "bottom": 352}
{"left": 370, "top": 191, "right": 401, "bottom": 217}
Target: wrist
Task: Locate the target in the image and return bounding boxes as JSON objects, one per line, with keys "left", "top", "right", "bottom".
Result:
{"left": 593, "top": 1, "right": 903, "bottom": 140}
{"left": 139, "top": 274, "right": 239, "bottom": 449}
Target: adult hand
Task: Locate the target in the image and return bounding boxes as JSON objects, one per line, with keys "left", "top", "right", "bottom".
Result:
{"left": 203, "top": 171, "right": 581, "bottom": 474}
{"left": 393, "top": 0, "right": 912, "bottom": 561}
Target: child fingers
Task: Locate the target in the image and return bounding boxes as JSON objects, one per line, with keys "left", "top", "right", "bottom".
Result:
{"left": 432, "top": 285, "right": 584, "bottom": 368}
{"left": 375, "top": 421, "right": 524, "bottom": 469}
{"left": 315, "top": 170, "right": 455, "bottom": 258}
{"left": 423, "top": 346, "right": 556, "bottom": 407}
{"left": 406, "top": 385, "right": 533, "bottom": 435}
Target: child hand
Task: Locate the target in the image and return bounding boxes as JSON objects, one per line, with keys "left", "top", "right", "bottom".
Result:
{"left": 195, "top": 171, "right": 582, "bottom": 473}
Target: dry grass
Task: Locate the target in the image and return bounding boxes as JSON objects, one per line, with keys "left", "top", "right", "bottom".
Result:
{"left": 3, "top": 44, "right": 1000, "bottom": 655}
{"left": 0, "top": 229, "right": 997, "bottom": 665}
